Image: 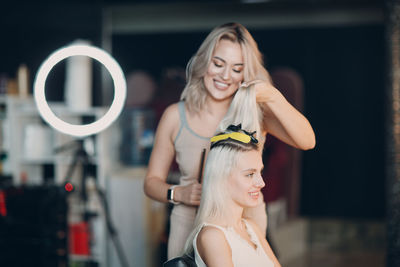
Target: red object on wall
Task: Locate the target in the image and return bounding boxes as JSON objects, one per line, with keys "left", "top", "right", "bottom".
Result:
{"left": 69, "top": 222, "right": 90, "bottom": 255}
{"left": 262, "top": 136, "right": 289, "bottom": 203}
{"left": 0, "top": 190, "right": 7, "bottom": 217}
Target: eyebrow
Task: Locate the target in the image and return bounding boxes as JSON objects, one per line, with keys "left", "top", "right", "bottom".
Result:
{"left": 242, "top": 166, "right": 264, "bottom": 173}
{"left": 242, "top": 168, "right": 257, "bottom": 173}
{"left": 213, "top": 56, "right": 244, "bottom": 66}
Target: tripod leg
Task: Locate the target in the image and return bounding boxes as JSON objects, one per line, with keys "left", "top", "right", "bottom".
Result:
{"left": 63, "top": 150, "right": 80, "bottom": 185}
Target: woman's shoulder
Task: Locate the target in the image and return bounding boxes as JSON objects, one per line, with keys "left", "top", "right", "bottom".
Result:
{"left": 197, "top": 224, "right": 230, "bottom": 250}
{"left": 159, "top": 102, "right": 181, "bottom": 125}
{"left": 196, "top": 225, "right": 231, "bottom": 264}
{"left": 198, "top": 225, "right": 226, "bottom": 242}
{"left": 162, "top": 102, "right": 180, "bottom": 116}
{"left": 155, "top": 102, "right": 183, "bottom": 141}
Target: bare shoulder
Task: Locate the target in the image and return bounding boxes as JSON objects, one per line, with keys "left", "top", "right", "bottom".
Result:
{"left": 157, "top": 102, "right": 181, "bottom": 139}
{"left": 160, "top": 102, "right": 180, "bottom": 124}
{"left": 197, "top": 226, "right": 227, "bottom": 246}
{"left": 197, "top": 226, "right": 233, "bottom": 266}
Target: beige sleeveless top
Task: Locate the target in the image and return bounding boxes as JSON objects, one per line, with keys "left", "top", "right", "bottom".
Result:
{"left": 173, "top": 101, "right": 211, "bottom": 216}
{"left": 193, "top": 219, "right": 275, "bottom": 267}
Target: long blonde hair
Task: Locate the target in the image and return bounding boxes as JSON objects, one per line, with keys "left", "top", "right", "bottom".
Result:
{"left": 184, "top": 127, "right": 260, "bottom": 255}
{"left": 218, "top": 83, "right": 265, "bottom": 142}
{"left": 181, "top": 22, "right": 272, "bottom": 118}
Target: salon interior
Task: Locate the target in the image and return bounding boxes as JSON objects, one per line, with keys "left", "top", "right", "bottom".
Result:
{"left": 0, "top": 0, "right": 392, "bottom": 266}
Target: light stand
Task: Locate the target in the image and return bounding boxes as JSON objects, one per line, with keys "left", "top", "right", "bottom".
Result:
{"left": 55, "top": 138, "right": 130, "bottom": 267}
{"left": 34, "top": 43, "right": 128, "bottom": 267}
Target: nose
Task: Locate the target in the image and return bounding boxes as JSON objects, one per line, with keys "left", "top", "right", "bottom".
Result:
{"left": 253, "top": 174, "right": 265, "bottom": 189}
{"left": 220, "top": 66, "right": 230, "bottom": 80}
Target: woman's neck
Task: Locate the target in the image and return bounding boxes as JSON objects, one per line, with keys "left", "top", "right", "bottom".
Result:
{"left": 211, "top": 203, "right": 244, "bottom": 230}
{"left": 228, "top": 205, "right": 245, "bottom": 230}
{"left": 203, "top": 95, "right": 232, "bottom": 119}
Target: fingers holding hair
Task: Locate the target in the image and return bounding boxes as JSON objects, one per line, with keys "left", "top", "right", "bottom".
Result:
{"left": 240, "top": 79, "right": 264, "bottom": 88}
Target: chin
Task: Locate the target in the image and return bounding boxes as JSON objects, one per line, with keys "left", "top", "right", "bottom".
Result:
{"left": 209, "top": 94, "right": 232, "bottom": 102}
{"left": 244, "top": 200, "right": 260, "bottom": 208}
{"left": 211, "top": 90, "right": 237, "bottom": 101}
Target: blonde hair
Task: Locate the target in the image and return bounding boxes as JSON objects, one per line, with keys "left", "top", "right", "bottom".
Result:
{"left": 184, "top": 130, "right": 259, "bottom": 255}
{"left": 218, "top": 84, "right": 265, "bottom": 142}
{"left": 180, "top": 22, "right": 272, "bottom": 115}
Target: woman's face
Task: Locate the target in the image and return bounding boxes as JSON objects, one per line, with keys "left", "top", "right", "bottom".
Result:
{"left": 228, "top": 150, "right": 265, "bottom": 208}
{"left": 203, "top": 39, "right": 244, "bottom": 102}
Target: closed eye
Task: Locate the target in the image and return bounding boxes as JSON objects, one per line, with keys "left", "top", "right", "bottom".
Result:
{"left": 213, "top": 62, "right": 223, "bottom": 68}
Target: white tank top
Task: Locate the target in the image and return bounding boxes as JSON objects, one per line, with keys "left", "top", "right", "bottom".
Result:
{"left": 193, "top": 219, "right": 274, "bottom": 267}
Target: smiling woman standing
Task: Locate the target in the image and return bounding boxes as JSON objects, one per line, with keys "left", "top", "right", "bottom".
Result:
{"left": 143, "top": 22, "right": 315, "bottom": 259}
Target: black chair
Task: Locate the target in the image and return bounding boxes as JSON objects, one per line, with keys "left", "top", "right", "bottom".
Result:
{"left": 163, "top": 253, "right": 197, "bottom": 267}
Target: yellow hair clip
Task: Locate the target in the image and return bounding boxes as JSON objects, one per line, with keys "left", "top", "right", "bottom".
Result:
{"left": 210, "top": 124, "right": 258, "bottom": 149}
{"left": 210, "top": 132, "right": 252, "bottom": 144}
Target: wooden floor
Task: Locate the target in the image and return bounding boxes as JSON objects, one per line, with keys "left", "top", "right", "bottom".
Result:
{"left": 285, "top": 250, "right": 386, "bottom": 267}
{"left": 270, "top": 217, "right": 386, "bottom": 267}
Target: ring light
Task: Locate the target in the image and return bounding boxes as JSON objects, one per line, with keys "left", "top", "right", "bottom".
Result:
{"left": 34, "top": 44, "right": 126, "bottom": 137}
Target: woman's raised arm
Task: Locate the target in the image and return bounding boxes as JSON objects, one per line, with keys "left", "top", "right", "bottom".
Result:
{"left": 254, "top": 81, "right": 316, "bottom": 150}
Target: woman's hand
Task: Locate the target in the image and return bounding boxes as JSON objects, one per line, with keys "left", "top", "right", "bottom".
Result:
{"left": 240, "top": 80, "right": 278, "bottom": 103}
{"left": 174, "top": 182, "right": 202, "bottom": 206}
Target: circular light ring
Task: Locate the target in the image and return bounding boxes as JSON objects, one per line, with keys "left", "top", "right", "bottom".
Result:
{"left": 34, "top": 44, "right": 126, "bottom": 137}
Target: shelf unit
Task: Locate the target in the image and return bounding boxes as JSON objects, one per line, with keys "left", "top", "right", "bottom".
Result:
{"left": 0, "top": 95, "right": 119, "bottom": 266}
{"left": 3, "top": 96, "right": 110, "bottom": 184}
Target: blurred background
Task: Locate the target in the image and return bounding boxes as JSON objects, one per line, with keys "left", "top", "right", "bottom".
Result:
{"left": 0, "top": 0, "right": 390, "bottom": 266}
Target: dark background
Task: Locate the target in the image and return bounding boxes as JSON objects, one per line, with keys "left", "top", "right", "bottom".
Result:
{"left": 0, "top": 0, "right": 385, "bottom": 219}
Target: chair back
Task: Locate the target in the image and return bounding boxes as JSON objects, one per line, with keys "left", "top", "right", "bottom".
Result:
{"left": 163, "top": 253, "right": 197, "bottom": 267}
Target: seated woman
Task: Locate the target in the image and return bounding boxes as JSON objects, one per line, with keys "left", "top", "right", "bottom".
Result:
{"left": 183, "top": 124, "right": 281, "bottom": 267}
